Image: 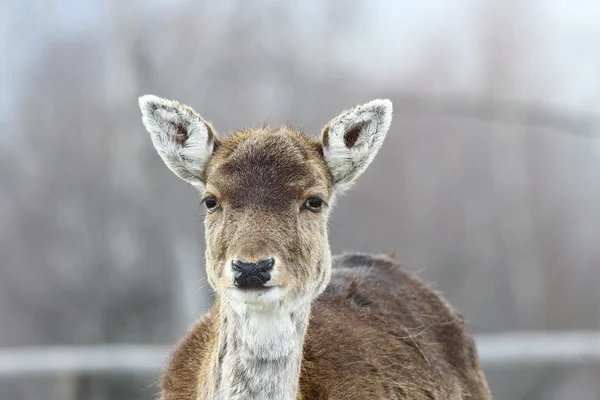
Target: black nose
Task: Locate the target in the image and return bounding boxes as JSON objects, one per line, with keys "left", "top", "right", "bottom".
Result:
{"left": 232, "top": 258, "right": 275, "bottom": 289}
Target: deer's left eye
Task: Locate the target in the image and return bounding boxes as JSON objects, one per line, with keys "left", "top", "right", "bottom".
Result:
{"left": 302, "top": 197, "right": 323, "bottom": 213}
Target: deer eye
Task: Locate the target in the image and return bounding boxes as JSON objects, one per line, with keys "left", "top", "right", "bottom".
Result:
{"left": 302, "top": 197, "right": 323, "bottom": 213}
{"left": 202, "top": 196, "right": 220, "bottom": 212}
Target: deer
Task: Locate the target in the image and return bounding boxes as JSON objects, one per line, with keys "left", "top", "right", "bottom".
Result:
{"left": 138, "top": 95, "right": 492, "bottom": 400}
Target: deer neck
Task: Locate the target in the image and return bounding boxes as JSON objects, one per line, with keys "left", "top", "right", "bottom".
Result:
{"left": 208, "top": 297, "right": 311, "bottom": 400}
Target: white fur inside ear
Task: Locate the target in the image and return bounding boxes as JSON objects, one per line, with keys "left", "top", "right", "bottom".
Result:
{"left": 138, "top": 94, "right": 215, "bottom": 186}
{"left": 323, "top": 99, "right": 393, "bottom": 189}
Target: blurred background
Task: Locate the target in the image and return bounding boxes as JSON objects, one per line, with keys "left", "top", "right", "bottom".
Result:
{"left": 1, "top": 0, "right": 599, "bottom": 399}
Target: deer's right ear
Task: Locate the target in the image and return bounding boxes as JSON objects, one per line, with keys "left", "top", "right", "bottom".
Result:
{"left": 138, "top": 95, "right": 219, "bottom": 187}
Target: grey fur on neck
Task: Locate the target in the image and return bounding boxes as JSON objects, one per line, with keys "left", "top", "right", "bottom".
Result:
{"left": 213, "top": 300, "right": 311, "bottom": 400}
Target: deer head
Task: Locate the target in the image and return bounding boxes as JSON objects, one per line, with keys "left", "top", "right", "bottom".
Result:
{"left": 139, "top": 95, "right": 393, "bottom": 313}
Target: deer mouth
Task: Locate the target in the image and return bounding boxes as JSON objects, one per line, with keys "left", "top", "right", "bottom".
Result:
{"left": 234, "top": 282, "right": 273, "bottom": 291}
{"left": 230, "top": 284, "right": 284, "bottom": 306}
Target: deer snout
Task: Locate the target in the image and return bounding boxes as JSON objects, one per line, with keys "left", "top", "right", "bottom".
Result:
{"left": 232, "top": 258, "right": 275, "bottom": 289}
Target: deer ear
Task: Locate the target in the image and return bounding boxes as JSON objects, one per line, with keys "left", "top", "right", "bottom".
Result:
{"left": 321, "top": 99, "right": 393, "bottom": 191}
{"left": 138, "top": 95, "right": 219, "bottom": 187}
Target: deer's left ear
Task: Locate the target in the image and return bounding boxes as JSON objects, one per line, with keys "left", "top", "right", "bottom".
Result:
{"left": 321, "top": 99, "right": 393, "bottom": 191}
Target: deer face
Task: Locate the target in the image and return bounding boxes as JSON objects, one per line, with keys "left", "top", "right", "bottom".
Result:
{"left": 139, "top": 96, "right": 392, "bottom": 311}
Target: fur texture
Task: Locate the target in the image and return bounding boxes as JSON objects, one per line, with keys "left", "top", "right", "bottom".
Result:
{"left": 139, "top": 95, "right": 218, "bottom": 187}
{"left": 212, "top": 302, "right": 310, "bottom": 399}
{"left": 321, "top": 99, "right": 392, "bottom": 192}
{"left": 161, "top": 254, "right": 492, "bottom": 399}
{"left": 138, "top": 96, "right": 492, "bottom": 400}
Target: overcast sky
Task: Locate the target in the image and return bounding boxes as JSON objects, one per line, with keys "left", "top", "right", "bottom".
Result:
{"left": 2, "top": 0, "right": 600, "bottom": 122}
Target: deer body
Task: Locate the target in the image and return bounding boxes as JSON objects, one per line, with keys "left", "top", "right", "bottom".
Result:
{"left": 139, "top": 96, "right": 492, "bottom": 399}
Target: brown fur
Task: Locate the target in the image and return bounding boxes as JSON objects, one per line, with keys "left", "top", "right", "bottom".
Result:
{"left": 161, "top": 254, "right": 491, "bottom": 399}
{"left": 141, "top": 110, "right": 491, "bottom": 399}
{"left": 201, "top": 126, "right": 333, "bottom": 298}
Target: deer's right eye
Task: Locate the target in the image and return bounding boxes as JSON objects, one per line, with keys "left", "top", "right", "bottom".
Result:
{"left": 202, "top": 196, "right": 220, "bottom": 212}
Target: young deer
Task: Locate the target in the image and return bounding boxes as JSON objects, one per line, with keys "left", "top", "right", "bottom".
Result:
{"left": 139, "top": 95, "right": 492, "bottom": 400}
